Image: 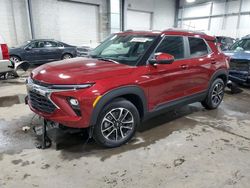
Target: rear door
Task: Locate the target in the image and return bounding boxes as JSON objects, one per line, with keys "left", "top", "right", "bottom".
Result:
{"left": 43, "top": 41, "right": 62, "bottom": 61}
{"left": 184, "top": 37, "right": 213, "bottom": 95}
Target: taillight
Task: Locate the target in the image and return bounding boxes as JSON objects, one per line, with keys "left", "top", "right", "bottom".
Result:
{"left": 1, "top": 44, "right": 10, "bottom": 60}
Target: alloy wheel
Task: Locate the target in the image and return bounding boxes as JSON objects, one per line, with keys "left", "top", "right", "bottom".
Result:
{"left": 101, "top": 107, "right": 135, "bottom": 142}
{"left": 211, "top": 82, "right": 224, "bottom": 106}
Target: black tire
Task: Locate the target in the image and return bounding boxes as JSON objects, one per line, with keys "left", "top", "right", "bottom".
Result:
{"left": 62, "top": 53, "right": 73, "bottom": 60}
{"left": 201, "top": 78, "right": 225, "bottom": 110}
{"left": 93, "top": 98, "right": 140, "bottom": 148}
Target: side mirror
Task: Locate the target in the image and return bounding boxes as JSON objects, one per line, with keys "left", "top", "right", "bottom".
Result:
{"left": 149, "top": 53, "right": 174, "bottom": 65}
{"left": 25, "top": 46, "right": 32, "bottom": 50}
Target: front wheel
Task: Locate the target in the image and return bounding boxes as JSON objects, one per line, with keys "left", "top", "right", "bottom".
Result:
{"left": 201, "top": 78, "right": 225, "bottom": 109}
{"left": 93, "top": 99, "right": 140, "bottom": 148}
{"left": 10, "top": 55, "right": 21, "bottom": 64}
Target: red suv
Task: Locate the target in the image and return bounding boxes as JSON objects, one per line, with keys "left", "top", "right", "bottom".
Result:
{"left": 27, "top": 29, "right": 229, "bottom": 147}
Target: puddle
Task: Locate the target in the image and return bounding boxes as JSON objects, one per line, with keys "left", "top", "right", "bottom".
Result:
{"left": 0, "top": 114, "right": 39, "bottom": 155}
{"left": 0, "top": 94, "right": 26, "bottom": 107}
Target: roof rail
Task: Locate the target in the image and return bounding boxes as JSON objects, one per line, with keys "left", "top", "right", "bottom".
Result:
{"left": 164, "top": 28, "right": 206, "bottom": 35}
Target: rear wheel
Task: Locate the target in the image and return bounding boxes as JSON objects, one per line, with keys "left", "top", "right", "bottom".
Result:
{"left": 62, "top": 53, "right": 72, "bottom": 60}
{"left": 93, "top": 99, "right": 140, "bottom": 148}
{"left": 201, "top": 78, "right": 225, "bottom": 109}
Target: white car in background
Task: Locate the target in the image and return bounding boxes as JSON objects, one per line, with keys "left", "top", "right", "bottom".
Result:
{"left": 0, "top": 35, "right": 12, "bottom": 76}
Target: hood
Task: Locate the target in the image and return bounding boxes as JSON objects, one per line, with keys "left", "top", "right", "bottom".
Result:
{"left": 9, "top": 47, "right": 23, "bottom": 53}
{"left": 223, "top": 50, "right": 250, "bottom": 61}
{"left": 31, "top": 57, "right": 135, "bottom": 84}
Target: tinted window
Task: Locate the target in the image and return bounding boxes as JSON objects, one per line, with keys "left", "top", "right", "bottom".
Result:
{"left": 155, "top": 36, "right": 184, "bottom": 59}
{"left": 28, "top": 42, "right": 35, "bottom": 48}
{"left": 44, "top": 41, "right": 58, "bottom": 48}
{"left": 58, "top": 43, "right": 64, "bottom": 47}
{"left": 28, "top": 42, "right": 38, "bottom": 48}
{"left": 29, "top": 41, "right": 45, "bottom": 48}
{"left": 188, "top": 37, "right": 209, "bottom": 57}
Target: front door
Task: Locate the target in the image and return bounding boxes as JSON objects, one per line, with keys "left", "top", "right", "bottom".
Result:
{"left": 24, "top": 41, "right": 43, "bottom": 63}
{"left": 147, "top": 36, "right": 193, "bottom": 110}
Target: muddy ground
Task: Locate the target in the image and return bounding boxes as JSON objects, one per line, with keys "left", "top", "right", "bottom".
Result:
{"left": 0, "top": 77, "right": 250, "bottom": 188}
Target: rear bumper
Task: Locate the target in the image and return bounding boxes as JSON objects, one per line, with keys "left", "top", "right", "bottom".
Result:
{"left": 0, "top": 60, "right": 13, "bottom": 73}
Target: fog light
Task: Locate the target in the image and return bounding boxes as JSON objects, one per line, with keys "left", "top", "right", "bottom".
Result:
{"left": 69, "top": 98, "right": 79, "bottom": 106}
{"left": 68, "top": 97, "right": 81, "bottom": 116}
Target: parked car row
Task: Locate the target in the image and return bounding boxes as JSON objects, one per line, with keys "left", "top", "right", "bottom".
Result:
{"left": 1, "top": 29, "right": 249, "bottom": 147}
{"left": 0, "top": 37, "right": 93, "bottom": 78}
{"left": 1, "top": 32, "right": 250, "bottom": 87}
{"left": 9, "top": 39, "right": 78, "bottom": 65}
{"left": 8, "top": 39, "right": 93, "bottom": 65}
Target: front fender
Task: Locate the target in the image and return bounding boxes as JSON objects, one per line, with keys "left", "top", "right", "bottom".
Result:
{"left": 89, "top": 85, "right": 147, "bottom": 126}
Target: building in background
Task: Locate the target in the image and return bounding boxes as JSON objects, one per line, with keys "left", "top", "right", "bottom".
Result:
{"left": 0, "top": 0, "right": 176, "bottom": 47}
{"left": 177, "top": 0, "right": 250, "bottom": 39}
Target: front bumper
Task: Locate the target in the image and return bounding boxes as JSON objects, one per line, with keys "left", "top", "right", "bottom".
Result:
{"left": 229, "top": 70, "right": 250, "bottom": 84}
{"left": 26, "top": 78, "right": 96, "bottom": 128}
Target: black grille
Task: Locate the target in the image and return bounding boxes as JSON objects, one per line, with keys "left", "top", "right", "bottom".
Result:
{"left": 29, "top": 91, "right": 56, "bottom": 113}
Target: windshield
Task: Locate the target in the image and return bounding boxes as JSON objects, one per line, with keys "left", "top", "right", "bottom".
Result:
{"left": 230, "top": 39, "right": 250, "bottom": 51}
{"left": 15, "top": 40, "right": 32, "bottom": 48}
{"left": 90, "top": 34, "right": 157, "bottom": 66}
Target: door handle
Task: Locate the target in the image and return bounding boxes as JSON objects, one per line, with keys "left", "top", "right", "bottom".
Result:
{"left": 180, "top": 64, "right": 188, "bottom": 69}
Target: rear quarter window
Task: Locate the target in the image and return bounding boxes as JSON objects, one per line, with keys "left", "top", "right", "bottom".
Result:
{"left": 188, "top": 37, "right": 209, "bottom": 58}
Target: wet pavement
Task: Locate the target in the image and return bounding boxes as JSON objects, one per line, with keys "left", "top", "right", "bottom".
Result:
{"left": 0, "top": 78, "right": 250, "bottom": 188}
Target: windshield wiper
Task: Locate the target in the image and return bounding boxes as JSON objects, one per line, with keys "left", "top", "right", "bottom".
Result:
{"left": 97, "top": 58, "right": 120, "bottom": 64}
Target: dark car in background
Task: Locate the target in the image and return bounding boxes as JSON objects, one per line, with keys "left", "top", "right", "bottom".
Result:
{"left": 216, "top": 36, "right": 235, "bottom": 51}
{"left": 9, "top": 39, "right": 77, "bottom": 65}
{"left": 76, "top": 46, "right": 92, "bottom": 57}
{"left": 224, "top": 35, "right": 250, "bottom": 85}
